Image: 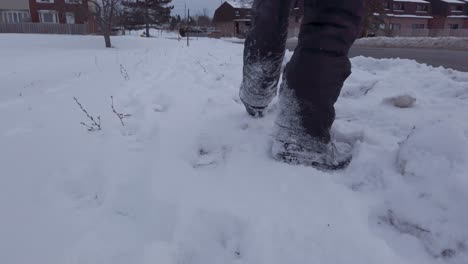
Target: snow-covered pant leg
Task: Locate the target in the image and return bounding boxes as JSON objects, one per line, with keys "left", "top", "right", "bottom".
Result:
{"left": 277, "top": 0, "right": 364, "bottom": 145}
{"left": 239, "top": 0, "right": 294, "bottom": 108}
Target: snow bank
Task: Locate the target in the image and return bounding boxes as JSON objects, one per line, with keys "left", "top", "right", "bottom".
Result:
{"left": 126, "top": 29, "right": 180, "bottom": 38}
{"left": 1, "top": 34, "right": 468, "bottom": 264}
{"left": 397, "top": 121, "right": 468, "bottom": 178}
{"left": 355, "top": 37, "right": 468, "bottom": 51}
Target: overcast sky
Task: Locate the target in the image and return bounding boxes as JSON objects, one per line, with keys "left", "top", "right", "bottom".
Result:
{"left": 172, "top": 0, "right": 224, "bottom": 17}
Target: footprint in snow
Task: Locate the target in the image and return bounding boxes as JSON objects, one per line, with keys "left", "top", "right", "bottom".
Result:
{"left": 376, "top": 209, "right": 467, "bottom": 260}
{"left": 152, "top": 94, "right": 172, "bottom": 113}
{"left": 193, "top": 145, "right": 231, "bottom": 168}
{"left": 342, "top": 80, "right": 379, "bottom": 98}
{"left": 174, "top": 210, "right": 249, "bottom": 264}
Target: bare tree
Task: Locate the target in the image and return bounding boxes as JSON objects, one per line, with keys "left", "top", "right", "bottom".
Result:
{"left": 361, "top": 0, "right": 386, "bottom": 37}
{"left": 121, "top": 0, "right": 173, "bottom": 37}
{"left": 89, "top": 0, "right": 122, "bottom": 48}
{"left": 202, "top": 8, "right": 209, "bottom": 17}
{"left": 194, "top": 11, "right": 212, "bottom": 28}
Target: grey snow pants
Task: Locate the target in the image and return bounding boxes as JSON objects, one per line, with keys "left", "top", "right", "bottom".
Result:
{"left": 240, "top": 0, "right": 364, "bottom": 143}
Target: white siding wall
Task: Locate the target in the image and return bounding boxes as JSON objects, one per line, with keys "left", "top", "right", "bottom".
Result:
{"left": 0, "top": 10, "right": 31, "bottom": 23}
{"left": 0, "top": 0, "right": 30, "bottom": 11}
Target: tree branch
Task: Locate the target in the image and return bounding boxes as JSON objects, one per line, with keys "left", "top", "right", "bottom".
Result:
{"left": 111, "top": 96, "right": 131, "bottom": 126}
{"left": 73, "top": 97, "right": 102, "bottom": 131}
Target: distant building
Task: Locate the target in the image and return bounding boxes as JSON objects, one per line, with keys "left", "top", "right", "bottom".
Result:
{"left": 212, "top": 1, "right": 252, "bottom": 38}
{"left": 212, "top": 0, "right": 304, "bottom": 38}
{"left": 29, "top": 0, "right": 90, "bottom": 24}
{"left": 0, "top": 0, "right": 31, "bottom": 23}
{"left": 381, "top": 0, "right": 433, "bottom": 32}
{"left": 428, "top": 0, "right": 468, "bottom": 29}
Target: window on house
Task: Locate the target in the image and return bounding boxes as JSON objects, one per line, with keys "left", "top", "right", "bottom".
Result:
{"left": 384, "top": 1, "right": 391, "bottom": 9}
{"left": 65, "top": 0, "right": 82, "bottom": 4}
{"left": 1, "top": 11, "right": 29, "bottom": 23}
{"left": 449, "top": 5, "right": 463, "bottom": 12}
{"left": 411, "top": 24, "right": 425, "bottom": 29}
{"left": 39, "top": 11, "right": 59, "bottom": 23}
{"left": 416, "top": 4, "right": 428, "bottom": 12}
{"left": 20, "top": 12, "right": 30, "bottom": 22}
{"left": 448, "top": 24, "right": 459, "bottom": 29}
{"left": 235, "top": 10, "right": 240, "bottom": 17}
{"left": 390, "top": 23, "right": 401, "bottom": 30}
{"left": 37, "top": 0, "right": 55, "bottom": 3}
{"left": 66, "top": 12, "right": 75, "bottom": 24}
{"left": 393, "top": 3, "right": 404, "bottom": 11}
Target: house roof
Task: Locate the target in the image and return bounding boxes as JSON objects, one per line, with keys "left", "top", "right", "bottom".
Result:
{"left": 225, "top": 0, "right": 253, "bottom": 9}
{"left": 440, "top": 0, "right": 465, "bottom": 4}
{"left": 375, "top": 13, "right": 433, "bottom": 18}
{"left": 0, "top": 0, "right": 29, "bottom": 10}
{"left": 393, "top": 0, "right": 429, "bottom": 3}
{"left": 387, "top": 14, "right": 434, "bottom": 18}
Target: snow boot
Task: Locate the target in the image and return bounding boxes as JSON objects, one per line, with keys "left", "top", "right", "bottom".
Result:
{"left": 272, "top": 139, "right": 352, "bottom": 170}
{"left": 272, "top": 82, "right": 352, "bottom": 170}
{"left": 239, "top": 69, "right": 280, "bottom": 118}
{"left": 240, "top": 97, "right": 266, "bottom": 118}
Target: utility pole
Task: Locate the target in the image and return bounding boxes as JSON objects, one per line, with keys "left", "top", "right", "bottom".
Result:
{"left": 145, "top": 0, "right": 150, "bottom": 38}
{"left": 187, "top": 8, "right": 190, "bottom": 47}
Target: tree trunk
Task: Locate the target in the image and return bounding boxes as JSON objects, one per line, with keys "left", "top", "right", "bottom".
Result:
{"left": 146, "top": 22, "right": 150, "bottom": 38}
{"left": 104, "top": 33, "right": 111, "bottom": 48}
{"left": 145, "top": 0, "right": 150, "bottom": 37}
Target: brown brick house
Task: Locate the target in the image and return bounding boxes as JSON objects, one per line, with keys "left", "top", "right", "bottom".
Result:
{"left": 212, "top": 1, "right": 253, "bottom": 38}
{"left": 427, "top": 0, "right": 468, "bottom": 29}
{"left": 212, "top": 0, "right": 304, "bottom": 38}
{"left": 29, "top": 0, "right": 90, "bottom": 24}
{"left": 381, "top": 0, "right": 433, "bottom": 33}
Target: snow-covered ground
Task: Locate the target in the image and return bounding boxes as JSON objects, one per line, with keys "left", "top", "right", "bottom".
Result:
{"left": 126, "top": 29, "right": 180, "bottom": 38}
{"left": 1, "top": 34, "right": 468, "bottom": 264}
{"left": 355, "top": 37, "right": 468, "bottom": 51}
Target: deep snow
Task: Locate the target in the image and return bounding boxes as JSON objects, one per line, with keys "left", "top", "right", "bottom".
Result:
{"left": 1, "top": 34, "right": 468, "bottom": 264}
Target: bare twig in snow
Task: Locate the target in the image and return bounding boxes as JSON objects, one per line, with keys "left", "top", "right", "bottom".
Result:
{"left": 363, "top": 81, "right": 379, "bottom": 95}
{"left": 94, "top": 55, "right": 102, "bottom": 71}
{"left": 111, "top": 96, "right": 131, "bottom": 126}
{"left": 73, "top": 97, "right": 101, "bottom": 131}
{"left": 197, "top": 61, "right": 207, "bottom": 73}
{"left": 207, "top": 52, "right": 218, "bottom": 60}
{"left": 120, "top": 64, "right": 129, "bottom": 81}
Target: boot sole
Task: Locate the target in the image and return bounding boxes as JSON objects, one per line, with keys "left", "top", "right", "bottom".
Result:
{"left": 242, "top": 101, "right": 266, "bottom": 118}
{"left": 273, "top": 151, "right": 352, "bottom": 171}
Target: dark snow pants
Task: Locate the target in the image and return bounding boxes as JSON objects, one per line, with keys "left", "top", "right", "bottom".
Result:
{"left": 240, "top": 0, "right": 364, "bottom": 143}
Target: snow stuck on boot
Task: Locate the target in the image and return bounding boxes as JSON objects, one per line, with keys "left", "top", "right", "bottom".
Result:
{"left": 272, "top": 84, "right": 353, "bottom": 169}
